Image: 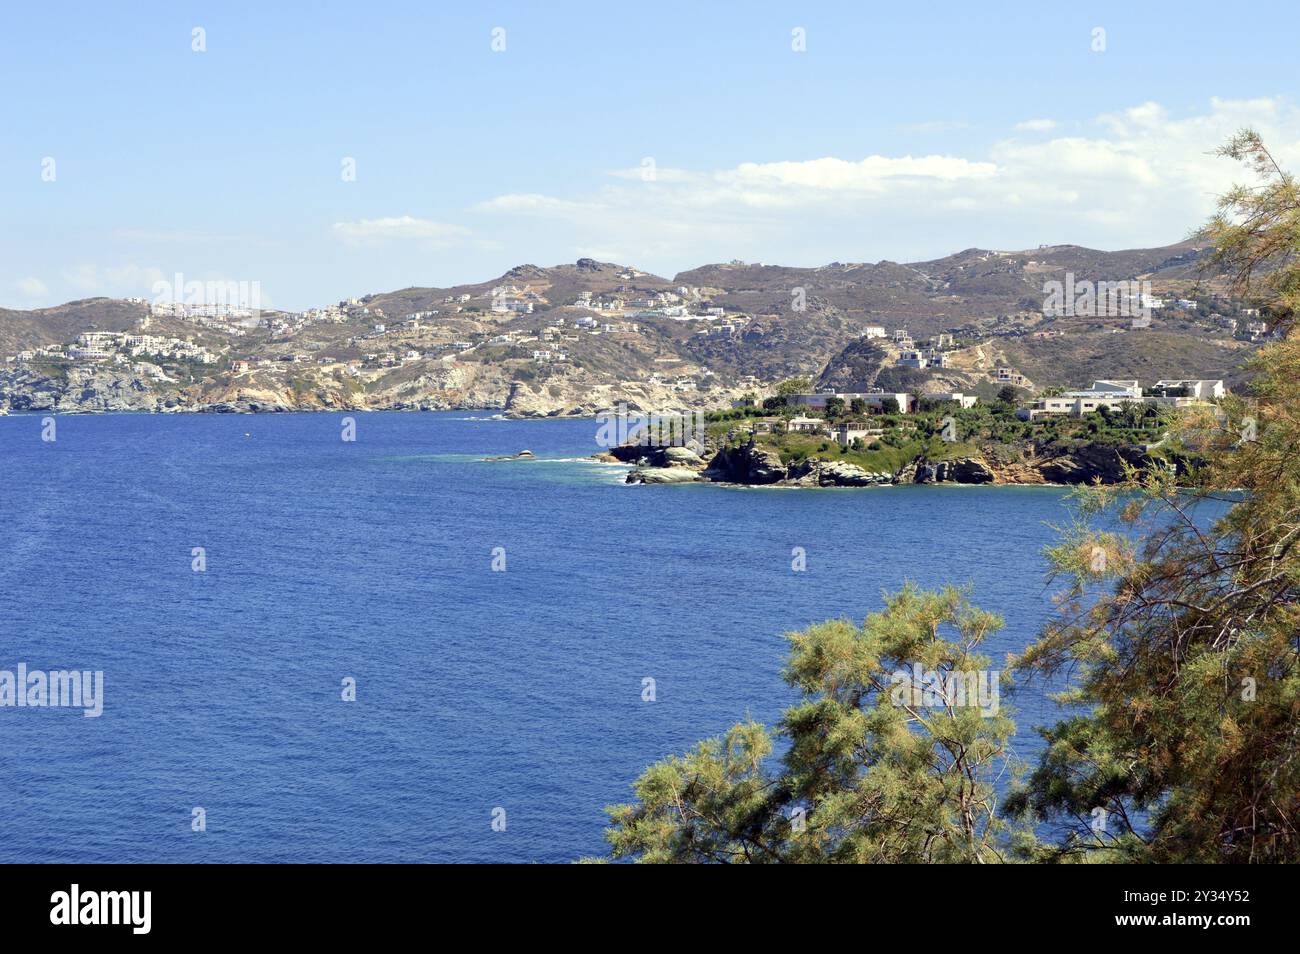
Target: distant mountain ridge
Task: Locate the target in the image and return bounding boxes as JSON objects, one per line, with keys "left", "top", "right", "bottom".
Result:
{"left": 0, "top": 238, "right": 1268, "bottom": 416}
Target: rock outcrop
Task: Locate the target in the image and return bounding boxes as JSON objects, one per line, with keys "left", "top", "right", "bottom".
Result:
{"left": 1034, "top": 443, "right": 1146, "bottom": 484}
{"left": 626, "top": 467, "right": 706, "bottom": 484}
{"left": 484, "top": 450, "right": 535, "bottom": 461}
{"left": 702, "top": 444, "right": 788, "bottom": 484}
{"left": 0, "top": 365, "right": 164, "bottom": 413}
{"left": 787, "top": 458, "right": 892, "bottom": 487}
{"left": 911, "top": 457, "right": 996, "bottom": 484}
{"left": 618, "top": 442, "right": 713, "bottom": 485}
{"left": 614, "top": 440, "right": 1171, "bottom": 490}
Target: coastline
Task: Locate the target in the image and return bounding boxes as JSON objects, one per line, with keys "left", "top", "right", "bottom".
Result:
{"left": 0, "top": 409, "right": 1171, "bottom": 491}
{"left": 0, "top": 404, "right": 596, "bottom": 420}
{"left": 598, "top": 436, "right": 1180, "bottom": 490}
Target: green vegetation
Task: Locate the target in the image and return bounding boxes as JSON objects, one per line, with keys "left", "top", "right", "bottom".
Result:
{"left": 600, "top": 132, "right": 1300, "bottom": 863}
{"left": 604, "top": 587, "right": 1021, "bottom": 863}
{"left": 774, "top": 432, "right": 919, "bottom": 474}
{"left": 707, "top": 396, "right": 1179, "bottom": 476}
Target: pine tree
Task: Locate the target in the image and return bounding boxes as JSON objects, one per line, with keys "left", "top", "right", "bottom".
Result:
{"left": 1008, "top": 132, "right": 1300, "bottom": 862}
{"left": 604, "top": 586, "right": 1024, "bottom": 863}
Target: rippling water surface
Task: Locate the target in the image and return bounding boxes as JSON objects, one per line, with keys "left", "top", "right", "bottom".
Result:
{"left": 0, "top": 411, "right": 1076, "bottom": 862}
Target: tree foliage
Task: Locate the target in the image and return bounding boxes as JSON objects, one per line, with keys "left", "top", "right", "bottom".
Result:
{"left": 1202, "top": 129, "right": 1299, "bottom": 328}
{"left": 1009, "top": 131, "right": 1300, "bottom": 862}
{"left": 605, "top": 586, "right": 1024, "bottom": 863}
{"left": 602, "top": 132, "right": 1300, "bottom": 864}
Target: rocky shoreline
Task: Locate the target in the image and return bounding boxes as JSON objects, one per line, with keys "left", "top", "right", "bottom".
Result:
{"left": 0, "top": 363, "right": 748, "bottom": 419}
{"left": 601, "top": 438, "right": 1169, "bottom": 488}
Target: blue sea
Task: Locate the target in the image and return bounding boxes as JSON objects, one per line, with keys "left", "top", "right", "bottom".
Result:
{"left": 0, "top": 411, "right": 1079, "bottom": 863}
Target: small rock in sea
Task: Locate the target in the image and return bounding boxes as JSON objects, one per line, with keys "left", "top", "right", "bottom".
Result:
{"left": 484, "top": 449, "right": 536, "bottom": 462}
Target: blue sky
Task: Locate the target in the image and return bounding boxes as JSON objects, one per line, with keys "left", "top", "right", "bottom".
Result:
{"left": 3, "top": 0, "right": 1298, "bottom": 309}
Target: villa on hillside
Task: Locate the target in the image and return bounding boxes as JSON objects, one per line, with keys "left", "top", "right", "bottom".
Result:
{"left": 1018, "top": 379, "right": 1225, "bottom": 420}
{"left": 832, "top": 422, "right": 882, "bottom": 445}
{"left": 928, "top": 392, "right": 978, "bottom": 409}
{"left": 1018, "top": 380, "right": 1142, "bottom": 419}
{"left": 993, "top": 367, "right": 1033, "bottom": 389}
{"left": 787, "top": 416, "right": 826, "bottom": 434}
{"left": 898, "top": 349, "right": 929, "bottom": 369}
{"left": 1151, "top": 379, "right": 1227, "bottom": 400}
{"left": 787, "top": 390, "right": 916, "bottom": 413}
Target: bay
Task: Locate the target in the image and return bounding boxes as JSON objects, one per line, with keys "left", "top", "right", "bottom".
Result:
{"left": 0, "top": 411, "right": 1075, "bottom": 863}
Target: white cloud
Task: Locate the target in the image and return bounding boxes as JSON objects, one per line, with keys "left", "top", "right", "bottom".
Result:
{"left": 474, "top": 194, "right": 593, "bottom": 215}
{"left": 15, "top": 276, "right": 48, "bottom": 298}
{"left": 729, "top": 155, "right": 997, "bottom": 190}
{"left": 331, "top": 216, "right": 470, "bottom": 246}
{"left": 111, "top": 229, "right": 257, "bottom": 244}
{"left": 61, "top": 264, "right": 166, "bottom": 296}
{"left": 902, "top": 120, "right": 973, "bottom": 133}
{"left": 470, "top": 97, "right": 1300, "bottom": 269}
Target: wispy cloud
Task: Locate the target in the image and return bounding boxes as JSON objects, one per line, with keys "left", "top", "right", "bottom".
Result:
{"left": 15, "top": 276, "right": 48, "bottom": 298}
{"left": 331, "top": 216, "right": 471, "bottom": 246}
{"left": 474, "top": 194, "right": 592, "bottom": 215}
{"left": 471, "top": 98, "right": 1300, "bottom": 267}
{"left": 61, "top": 264, "right": 166, "bottom": 296}
{"left": 111, "top": 229, "right": 262, "bottom": 244}
{"left": 902, "top": 120, "right": 973, "bottom": 133}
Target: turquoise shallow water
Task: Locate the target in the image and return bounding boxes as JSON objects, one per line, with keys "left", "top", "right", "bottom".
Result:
{"left": 0, "top": 411, "right": 1076, "bottom": 862}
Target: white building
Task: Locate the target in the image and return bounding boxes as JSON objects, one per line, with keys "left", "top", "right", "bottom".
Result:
{"left": 1151, "top": 379, "right": 1226, "bottom": 401}
{"left": 929, "top": 392, "right": 978, "bottom": 409}
{"left": 787, "top": 391, "right": 915, "bottom": 414}
{"left": 897, "top": 350, "right": 929, "bottom": 369}
{"left": 993, "top": 367, "right": 1032, "bottom": 388}
{"left": 1019, "top": 380, "right": 1144, "bottom": 420}
{"left": 787, "top": 416, "right": 826, "bottom": 434}
{"left": 832, "top": 422, "right": 881, "bottom": 445}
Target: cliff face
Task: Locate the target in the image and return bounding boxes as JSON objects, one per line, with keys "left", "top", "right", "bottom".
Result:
{"left": 703, "top": 444, "right": 789, "bottom": 484}
{"left": 620, "top": 440, "right": 1174, "bottom": 488}
{"left": 815, "top": 338, "right": 890, "bottom": 392}
{"left": 898, "top": 444, "right": 1169, "bottom": 486}
{"left": 906, "top": 458, "right": 997, "bottom": 484}
{"left": 0, "top": 360, "right": 749, "bottom": 418}
{"left": 1, "top": 365, "right": 168, "bottom": 413}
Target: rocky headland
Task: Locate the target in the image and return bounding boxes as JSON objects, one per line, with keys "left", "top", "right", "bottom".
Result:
{"left": 606, "top": 438, "right": 1169, "bottom": 488}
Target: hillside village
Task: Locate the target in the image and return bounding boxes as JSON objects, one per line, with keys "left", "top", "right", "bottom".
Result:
{"left": 0, "top": 240, "right": 1279, "bottom": 416}
{"left": 612, "top": 373, "right": 1231, "bottom": 489}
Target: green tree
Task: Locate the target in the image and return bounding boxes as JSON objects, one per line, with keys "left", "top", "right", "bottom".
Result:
{"left": 776, "top": 377, "right": 812, "bottom": 397}
{"left": 605, "top": 586, "right": 1024, "bottom": 863}
{"left": 603, "top": 132, "right": 1300, "bottom": 865}
{"left": 996, "top": 385, "right": 1019, "bottom": 405}
{"left": 823, "top": 396, "right": 845, "bottom": 420}
{"left": 1203, "top": 130, "right": 1299, "bottom": 326}
{"left": 1008, "top": 133, "right": 1300, "bottom": 862}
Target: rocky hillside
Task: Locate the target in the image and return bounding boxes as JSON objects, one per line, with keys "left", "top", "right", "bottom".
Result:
{"left": 0, "top": 239, "right": 1272, "bottom": 414}
{"left": 615, "top": 431, "right": 1179, "bottom": 489}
